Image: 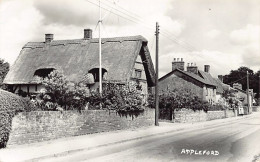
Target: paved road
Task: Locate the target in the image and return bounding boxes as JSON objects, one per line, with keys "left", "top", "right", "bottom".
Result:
{"left": 42, "top": 114, "right": 260, "bottom": 162}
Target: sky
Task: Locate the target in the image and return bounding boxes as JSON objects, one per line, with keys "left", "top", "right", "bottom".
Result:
{"left": 0, "top": 0, "right": 259, "bottom": 78}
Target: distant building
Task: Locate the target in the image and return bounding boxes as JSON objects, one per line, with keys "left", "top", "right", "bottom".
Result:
{"left": 4, "top": 29, "right": 155, "bottom": 99}
{"left": 159, "top": 58, "right": 217, "bottom": 104}
{"left": 232, "top": 83, "right": 253, "bottom": 107}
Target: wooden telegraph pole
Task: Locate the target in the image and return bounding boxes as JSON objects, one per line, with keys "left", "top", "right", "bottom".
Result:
{"left": 259, "top": 74, "right": 260, "bottom": 105}
{"left": 155, "top": 22, "right": 159, "bottom": 126}
{"left": 99, "top": 0, "right": 102, "bottom": 95}
{"left": 247, "top": 71, "right": 250, "bottom": 114}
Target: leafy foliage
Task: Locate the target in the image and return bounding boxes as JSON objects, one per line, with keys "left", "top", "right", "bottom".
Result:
{"left": 0, "top": 59, "right": 10, "bottom": 89}
{"left": 88, "top": 82, "right": 144, "bottom": 112}
{"left": 148, "top": 87, "right": 224, "bottom": 120}
{"left": 223, "top": 66, "right": 260, "bottom": 99}
{"left": 0, "top": 89, "right": 32, "bottom": 148}
{"left": 40, "top": 70, "right": 143, "bottom": 112}
{"left": 41, "top": 70, "right": 89, "bottom": 110}
{"left": 102, "top": 82, "right": 143, "bottom": 112}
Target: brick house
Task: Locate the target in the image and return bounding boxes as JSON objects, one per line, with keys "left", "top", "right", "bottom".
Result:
{"left": 3, "top": 29, "right": 155, "bottom": 99}
{"left": 159, "top": 58, "right": 217, "bottom": 104}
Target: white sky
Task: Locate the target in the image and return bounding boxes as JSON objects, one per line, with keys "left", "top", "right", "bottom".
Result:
{"left": 0, "top": 0, "right": 259, "bottom": 78}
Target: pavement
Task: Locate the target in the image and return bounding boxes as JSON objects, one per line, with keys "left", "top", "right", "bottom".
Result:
{"left": 0, "top": 112, "right": 259, "bottom": 162}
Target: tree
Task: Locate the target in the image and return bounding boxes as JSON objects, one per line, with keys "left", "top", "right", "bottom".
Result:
{"left": 0, "top": 59, "right": 10, "bottom": 89}
{"left": 223, "top": 66, "right": 260, "bottom": 99}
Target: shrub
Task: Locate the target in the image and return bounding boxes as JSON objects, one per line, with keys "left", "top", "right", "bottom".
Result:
{"left": 0, "top": 89, "right": 31, "bottom": 148}
{"left": 148, "top": 88, "right": 214, "bottom": 120}
{"left": 42, "top": 70, "right": 90, "bottom": 111}
{"left": 87, "top": 82, "right": 144, "bottom": 112}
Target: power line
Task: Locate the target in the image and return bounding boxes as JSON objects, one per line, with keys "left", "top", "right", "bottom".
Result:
{"left": 226, "top": 76, "right": 247, "bottom": 85}
{"left": 85, "top": 0, "right": 199, "bottom": 53}
{"left": 101, "top": 0, "right": 198, "bottom": 51}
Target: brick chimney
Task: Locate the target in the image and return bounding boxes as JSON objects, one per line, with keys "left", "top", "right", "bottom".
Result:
{"left": 45, "top": 34, "right": 53, "bottom": 43}
{"left": 233, "top": 83, "right": 242, "bottom": 90}
{"left": 218, "top": 75, "right": 223, "bottom": 82}
{"left": 84, "top": 29, "right": 92, "bottom": 39}
{"left": 204, "top": 65, "right": 210, "bottom": 73}
{"left": 172, "top": 58, "right": 184, "bottom": 71}
{"left": 187, "top": 63, "right": 198, "bottom": 74}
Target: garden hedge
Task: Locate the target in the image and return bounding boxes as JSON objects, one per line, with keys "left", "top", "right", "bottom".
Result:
{"left": 0, "top": 89, "right": 30, "bottom": 148}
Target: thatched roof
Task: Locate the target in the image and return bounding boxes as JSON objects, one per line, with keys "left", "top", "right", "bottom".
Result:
{"left": 4, "top": 35, "right": 155, "bottom": 87}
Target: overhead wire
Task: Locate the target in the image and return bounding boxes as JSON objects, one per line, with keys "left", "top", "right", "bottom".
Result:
{"left": 226, "top": 76, "right": 247, "bottom": 85}
{"left": 85, "top": 0, "right": 199, "bottom": 53}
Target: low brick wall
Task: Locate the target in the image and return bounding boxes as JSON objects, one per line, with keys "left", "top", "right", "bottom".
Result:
{"left": 174, "top": 108, "right": 237, "bottom": 123}
{"left": 8, "top": 109, "right": 154, "bottom": 146}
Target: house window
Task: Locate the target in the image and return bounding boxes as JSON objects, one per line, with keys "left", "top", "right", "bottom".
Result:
{"left": 34, "top": 68, "right": 55, "bottom": 78}
{"left": 135, "top": 69, "right": 142, "bottom": 79}
{"left": 88, "top": 68, "right": 107, "bottom": 82}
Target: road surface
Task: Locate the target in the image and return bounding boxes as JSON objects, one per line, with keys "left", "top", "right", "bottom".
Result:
{"left": 42, "top": 114, "right": 260, "bottom": 162}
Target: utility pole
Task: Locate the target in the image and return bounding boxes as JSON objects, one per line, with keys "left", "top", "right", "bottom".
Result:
{"left": 247, "top": 71, "right": 250, "bottom": 114}
{"left": 155, "top": 22, "right": 159, "bottom": 126}
{"left": 99, "top": 0, "right": 102, "bottom": 95}
{"left": 259, "top": 74, "right": 260, "bottom": 105}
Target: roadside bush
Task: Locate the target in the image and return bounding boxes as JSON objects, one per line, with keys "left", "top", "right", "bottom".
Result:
{"left": 88, "top": 82, "right": 144, "bottom": 112}
{"left": 148, "top": 88, "right": 213, "bottom": 120}
{"left": 0, "top": 89, "right": 32, "bottom": 148}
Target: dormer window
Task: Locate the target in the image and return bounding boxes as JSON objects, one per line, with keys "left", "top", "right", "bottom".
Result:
{"left": 88, "top": 68, "right": 107, "bottom": 82}
{"left": 34, "top": 68, "right": 55, "bottom": 78}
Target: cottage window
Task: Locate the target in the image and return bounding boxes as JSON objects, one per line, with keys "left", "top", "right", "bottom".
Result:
{"left": 88, "top": 68, "right": 107, "bottom": 82}
{"left": 34, "top": 68, "right": 55, "bottom": 78}
{"left": 135, "top": 69, "right": 142, "bottom": 78}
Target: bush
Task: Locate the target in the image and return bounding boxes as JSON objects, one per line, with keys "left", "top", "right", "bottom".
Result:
{"left": 88, "top": 82, "right": 144, "bottom": 112}
{"left": 42, "top": 70, "right": 90, "bottom": 111}
{"left": 148, "top": 88, "right": 214, "bottom": 120}
{"left": 0, "top": 89, "right": 31, "bottom": 148}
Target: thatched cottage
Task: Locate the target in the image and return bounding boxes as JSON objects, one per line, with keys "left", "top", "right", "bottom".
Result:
{"left": 159, "top": 58, "right": 217, "bottom": 104}
{"left": 3, "top": 29, "right": 155, "bottom": 97}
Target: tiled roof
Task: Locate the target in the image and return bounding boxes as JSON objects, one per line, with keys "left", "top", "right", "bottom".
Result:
{"left": 159, "top": 68, "right": 216, "bottom": 87}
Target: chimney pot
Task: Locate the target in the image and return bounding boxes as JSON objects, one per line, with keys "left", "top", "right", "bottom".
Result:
{"left": 84, "top": 29, "right": 92, "bottom": 39}
{"left": 172, "top": 57, "right": 185, "bottom": 71}
{"left": 218, "top": 75, "right": 223, "bottom": 82}
{"left": 45, "top": 34, "right": 53, "bottom": 43}
{"left": 204, "top": 65, "right": 210, "bottom": 73}
{"left": 181, "top": 58, "right": 183, "bottom": 62}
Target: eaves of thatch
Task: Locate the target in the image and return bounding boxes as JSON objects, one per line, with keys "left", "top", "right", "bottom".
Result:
{"left": 4, "top": 35, "right": 155, "bottom": 87}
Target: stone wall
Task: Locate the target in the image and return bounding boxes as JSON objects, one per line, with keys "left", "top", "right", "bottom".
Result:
{"left": 174, "top": 108, "right": 237, "bottom": 123}
{"left": 8, "top": 109, "right": 154, "bottom": 146}
{"left": 174, "top": 109, "right": 207, "bottom": 123}
{"left": 252, "top": 106, "right": 260, "bottom": 112}
{"left": 207, "top": 111, "right": 225, "bottom": 120}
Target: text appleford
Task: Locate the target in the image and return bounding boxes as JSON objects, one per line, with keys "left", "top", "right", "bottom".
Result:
{"left": 181, "top": 149, "right": 219, "bottom": 156}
